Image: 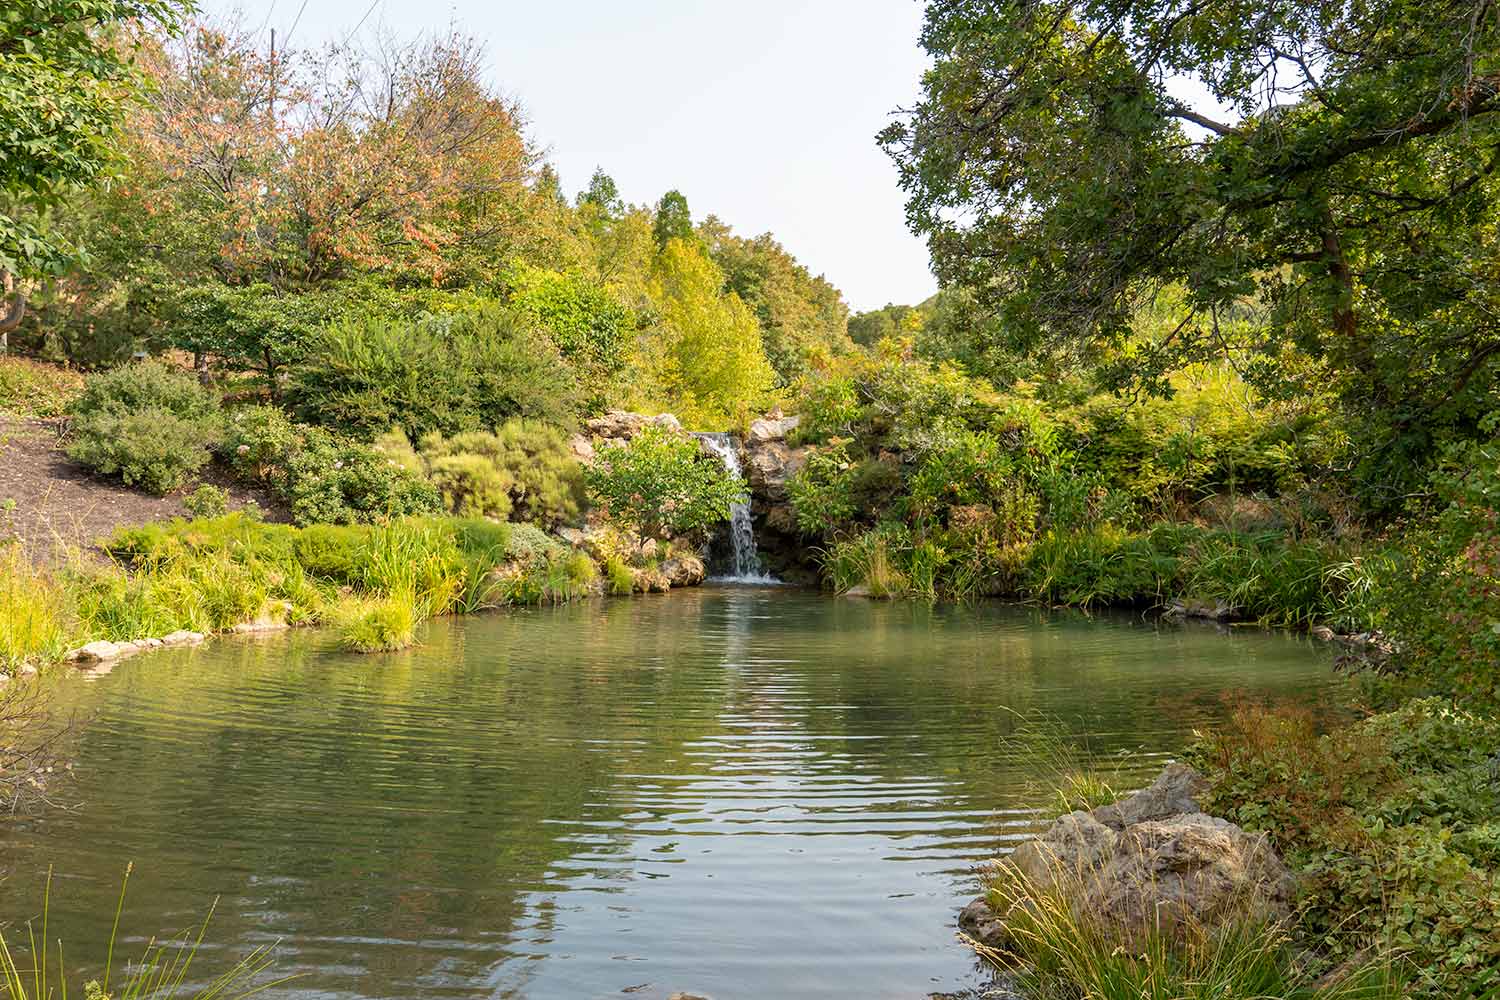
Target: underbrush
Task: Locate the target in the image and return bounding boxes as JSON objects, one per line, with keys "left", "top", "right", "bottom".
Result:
{"left": 0, "top": 356, "right": 83, "bottom": 417}
{"left": 1190, "top": 698, "right": 1500, "bottom": 994}
{"left": 0, "top": 546, "right": 76, "bottom": 673}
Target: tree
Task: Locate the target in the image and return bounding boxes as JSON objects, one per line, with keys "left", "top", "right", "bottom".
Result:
{"left": 700, "top": 216, "right": 851, "bottom": 384}
{"left": 578, "top": 167, "right": 622, "bottom": 217}
{"left": 883, "top": 0, "right": 1500, "bottom": 502}
{"left": 638, "top": 237, "right": 776, "bottom": 426}
{"left": 652, "top": 189, "right": 694, "bottom": 249}
{"left": 0, "top": 0, "right": 189, "bottom": 334}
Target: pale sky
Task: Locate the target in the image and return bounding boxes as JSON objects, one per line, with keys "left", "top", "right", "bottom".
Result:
{"left": 195, "top": 0, "right": 941, "bottom": 312}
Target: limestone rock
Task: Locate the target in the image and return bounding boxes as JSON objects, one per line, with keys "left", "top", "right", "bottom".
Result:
{"left": 72, "top": 640, "right": 125, "bottom": 663}
{"left": 1090, "top": 762, "right": 1208, "bottom": 831}
{"left": 661, "top": 554, "right": 705, "bottom": 588}
{"left": 969, "top": 764, "right": 1295, "bottom": 953}
{"left": 161, "top": 630, "right": 206, "bottom": 647}
{"left": 585, "top": 410, "right": 649, "bottom": 440}
{"left": 1079, "top": 813, "right": 1295, "bottom": 942}
{"left": 652, "top": 413, "right": 683, "bottom": 432}
{"left": 1008, "top": 810, "right": 1118, "bottom": 884}
{"left": 568, "top": 433, "right": 595, "bottom": 462}
{"left": 747, "top": 413, "right": 800, "bottom": 443}
{"left": 746, "top": 441, "right": 808, "bottom": 501}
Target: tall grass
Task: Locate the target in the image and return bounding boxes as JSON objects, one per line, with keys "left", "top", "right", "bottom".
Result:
{"left": 0, "top": 545, "right": 75, "bottom": 673}
{"left": 330, "top": 592, "right": 418, "bottom": 652}
{"left": 0, "top": 866, "right": 292, "bottom": 999}
{"left": 974, "top": 861, "right": 1406, "bottom": 1000}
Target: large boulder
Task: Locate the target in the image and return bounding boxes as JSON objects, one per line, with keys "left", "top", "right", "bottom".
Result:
{"left": 747, "top": 413, "right": 800, "bottom": 443}
{"left": 1091, "top": 762, "right": 1208, "bottom": 830}
{"left": 962, "top": 765, "right": 1295, "bottom": 951}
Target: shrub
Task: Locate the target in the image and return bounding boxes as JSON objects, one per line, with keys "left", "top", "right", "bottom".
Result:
{"left": 1192, "top": 698, "right": 1500, "bottom": 994}
{"left": 184, "top": 483, "right": 229, "bottom": 519}
{"left": 415, "top": 419, "right": 586, "bottom": 526}
{"left": 68, "top": 408, "right": 220, "bottom": 494}
{"left": 604, "top": 555, "right": 634, "bottom": 595}
{"left": 222, "top": 407, "right": 441, "bottom": 526}
{"left": 66, "top": 359, "right": 224, "bottom": 495}
{"left": 501, "top": 549, "right": 597, "bottom": 605}
{"left": 508, "top": 265, "right": 633, "bottom": 409}
{"left": 287, "top": 303, "right": 579, "bottom": 440}
{"left": 585, "top": 427, "right": 745, "bottom": 542}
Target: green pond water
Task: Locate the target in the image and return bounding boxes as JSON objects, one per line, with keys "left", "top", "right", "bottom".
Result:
{"left": 1, "top": 587, "right": 1339, "bottom": 999}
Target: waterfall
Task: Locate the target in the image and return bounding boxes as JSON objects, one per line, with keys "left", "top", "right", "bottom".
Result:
{"left": 695, "top": 432, "right": 777, "bottom": 583}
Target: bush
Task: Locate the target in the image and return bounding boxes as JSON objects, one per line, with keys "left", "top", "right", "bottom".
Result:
{"left": 287, "top": 303, "right": 579, "bottom": 440}
{"left": 585, "top": 427, "right": 745, "bottom": 542}
{"left": 184, "top": 483, "right": 229, "bottom": 518}
{"left": 221, "top": 405, "right": 441, "bottom": 527}
{"left": 1193, "top": 698, "right": 1500, "bottom": 994}
{"left": 501, "top": 549, "right": 597, "bottom": 605}
{"left": 414, "top": 419, "right": 586, "bottom": 526}
{"left": 66, "top": 360, "right": 223, "bottom": 494}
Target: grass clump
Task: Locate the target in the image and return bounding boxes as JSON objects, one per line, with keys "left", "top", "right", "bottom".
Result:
{"left": 331, "top": 592, "right": 417, "bottom": 652}
{"left": 977, "top": 867, "right": 1404, "bottom": 1000}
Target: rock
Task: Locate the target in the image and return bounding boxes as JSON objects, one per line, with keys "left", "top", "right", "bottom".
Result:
{"left": 957, "top": 896, "right": 1008, "bottom": 950}
{"left": 72, "top": 640, "right": 125, "bottom": 663}
{"left": 667, "top": 994, "right": 710, "bottom": 1000}
{"left": 661, "top": 554, "right": 705, "bottom": 588}
{"left": 1310, "top": 625, "right": 1335, "bottom": 641}
{"left": 160, "top": 630, "right": 206, "bottom": 647}
{"left": 843, "top": 584, "right": 873, "bottom": 598}
{"left": 1009, "top": 810, "right": 1118, "bottom": 884}
{"left": 231, "top": 620, "right": 290, "bottom": 634}
{"left": 652, "top": 413, "right": 682, "bottom": 432}
{"left": 585, "top": 410, "right": 650, "bottom": 440}
{"left": 633, "top": 567, "right": 671, "bottom": 593}
{"left": 747, "top": 413, "right": 800, "bottom": 443}
{"left": 1166, "top": 598, "right": 1238, "bottom": 622}
{"left": 1079, "top": 813, "right": 1295, "bottom": 944}
{"left": 980, "top": 765, "right": 1295, "bottom": 951}
{"left": 746, "top": 441, "right": 808, "bottom": 501}
{"left": 764, "top": 503, "right": 799, "bottom": 535}
{"left": 1090, "top": 762, "right": 1209, "bottom": 831}
{"left": 640, "top": 538, "right": 659, "bottom": 560}
{"left": 568, "top": 433, "right": 595, "bottom": 462}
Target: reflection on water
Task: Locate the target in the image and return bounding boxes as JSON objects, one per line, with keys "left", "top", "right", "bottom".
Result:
{"left": 0, "top": 588, "right": 1337, "bottom": 999}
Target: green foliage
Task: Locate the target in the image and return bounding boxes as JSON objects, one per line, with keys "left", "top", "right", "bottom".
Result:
{"left": 0, "top": 0, "right": 190, "bottom": 277}
{"left": 632, "top": 237, "right": 777, "bottom": 427}
{"left": 66, "top": 360, "right": 223, "bottom": 494}
{"left": 585, "top": 427, "right": 745, "bottom": 542}
{"left": 1193, "top": 698, "right": 1500, "bottom": 994}
{"left": 603, "top": 554, "right": 634, "bottom": 596}
{"left": 653, "top": 190, "right": 694, "bottom": 249}
{"left": 183, "top": 483, "right": 228, "bottom": 519}
{"left": 221, "top": 405, "right": 441, "bottom": 527}
{"left": 508, "top": 266, "right": 633, "bottom": 409}
{"left": 288, "top": 303, "right": 579, "bottom": 440}
{"left": 1370, "top": 436, "right": 1500, "bottom": 708}
{"left": 884, "top": 0, "right": 1500, "bottom": 505}
{"left": 414, "top": 420, "right": 586, "bottom": 527}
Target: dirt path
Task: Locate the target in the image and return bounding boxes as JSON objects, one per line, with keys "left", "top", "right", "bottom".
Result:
{"left": 0, "top": 416, "right": 284, "bottom": 562}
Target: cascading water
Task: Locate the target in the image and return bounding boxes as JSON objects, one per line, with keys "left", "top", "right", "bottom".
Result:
{"left": 694, "top": 432, "right": 777, "bottom": 583}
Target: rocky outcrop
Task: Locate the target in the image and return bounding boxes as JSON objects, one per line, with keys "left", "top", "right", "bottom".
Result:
{"left": 959, "top": 764, "right": 1295, "bottom": 952}
{"left": 1164, "top": 597, "right": 1239, "bottom": 623}
{"left": 740, "top": 411, "right": 818, "bottom": 583}
{"left": 584, "top": 410, "right": 683, "bottom": 445}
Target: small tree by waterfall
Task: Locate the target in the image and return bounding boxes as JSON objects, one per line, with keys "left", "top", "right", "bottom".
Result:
{"left": 584, "top": 427, "right": 746, "bottom": 545}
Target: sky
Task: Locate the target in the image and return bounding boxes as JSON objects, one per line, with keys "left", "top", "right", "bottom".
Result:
{"left": 193, "top": 0, "right": 941, "bottom": 313}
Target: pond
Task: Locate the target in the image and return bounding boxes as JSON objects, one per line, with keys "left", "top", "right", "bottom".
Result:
{"left": 1, "top": 588, "right": 1338, "bottom": 999}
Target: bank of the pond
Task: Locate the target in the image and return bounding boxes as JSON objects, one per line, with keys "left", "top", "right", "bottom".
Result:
{"left": 0, "top": 511, "right": 711, "bottom": 674}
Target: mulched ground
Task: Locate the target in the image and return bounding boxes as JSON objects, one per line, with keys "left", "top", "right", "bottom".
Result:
{"left": 0, "top": 416, "right": 286, "bottom": 563}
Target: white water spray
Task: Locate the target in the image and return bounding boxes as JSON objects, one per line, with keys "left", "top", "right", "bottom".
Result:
{"left": 695, "top": 432, "right": 777, "bottom": 583}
